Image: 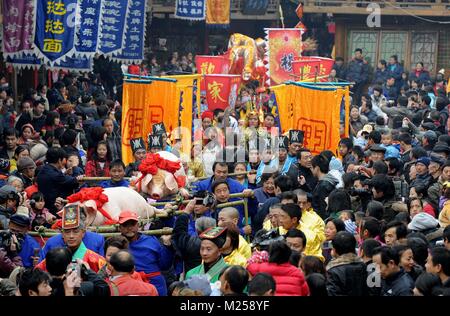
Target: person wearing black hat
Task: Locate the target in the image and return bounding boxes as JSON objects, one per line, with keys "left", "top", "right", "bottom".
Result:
{"left": 275, "top": 136, "right": 290, "bottom": 174}
{"left": 185, "top": 226, "right": 229, "bottom": 284}
{"left": 369, "top": 144, "right": 386, "bottom": 163}
{"left": 0, "top": 185, "right": 20, "bottom": 229}
{"left": 432, "top": 142, "right": 450, "bottom": 160}
{"left": 152, "top": 122, "right": 172, "bottom": 152}
{"left": 8, "top": 214, "right": 40, "bottom": 268}
{"left": 410, "top": 156, "right": 432, "bottom": 189}
{"left": 288, "top": 130, "right": 304, "bottom": 162}
{"left": 125, "top": 137, "right": 146, "bottom": 177}
{"left": 148, "top": 134, "right": 163, "bottom": 153}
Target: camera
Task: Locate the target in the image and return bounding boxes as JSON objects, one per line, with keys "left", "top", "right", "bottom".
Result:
{"left": 251, "top": 229, "right": 284, "bottom": 251}
{"left": 349, "top": 187, "right": 372, "bottom": 198}
{"left": 0, "top": 230, "right": 23, "bottom": 253}
{"left": 191, "top": 190, "right": 216, "bottom": 208}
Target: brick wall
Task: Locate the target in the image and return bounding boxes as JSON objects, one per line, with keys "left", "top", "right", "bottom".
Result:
{"left": 437, "top": 28, "right": 450, "bottom": 77}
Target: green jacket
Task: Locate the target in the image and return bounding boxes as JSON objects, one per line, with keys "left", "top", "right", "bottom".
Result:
{"left": 185, "top": 257, "right": 228, "bottom": 283}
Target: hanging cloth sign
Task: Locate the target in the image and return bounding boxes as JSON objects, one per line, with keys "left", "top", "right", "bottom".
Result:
{"left": 98, "top": 0, "right": 129, "bottom": 56}
{"left": 74, "top": 0, "right": 103, "bottom": 57}
{"left": 34, "top": 0, "right": 77, "bottom": 64}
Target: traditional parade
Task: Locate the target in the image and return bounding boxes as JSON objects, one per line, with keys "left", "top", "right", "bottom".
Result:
{"left": 0, "top": 0, "right": 449, "bottom": 298}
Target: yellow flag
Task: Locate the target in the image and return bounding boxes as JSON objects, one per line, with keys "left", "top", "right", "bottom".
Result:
{"left": 273, "top": 84, "right": 344, "bottom": 155}
{"left": 121, "top": 80, "right": 177, "bottom": 165}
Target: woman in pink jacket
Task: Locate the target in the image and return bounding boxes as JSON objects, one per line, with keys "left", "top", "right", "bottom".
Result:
{"left": 247, "top": 241, "right": 309, "bottom": 296}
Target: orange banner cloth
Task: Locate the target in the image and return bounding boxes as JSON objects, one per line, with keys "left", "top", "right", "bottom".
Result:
{"left": 272, "top": 84, "right": 345, "bottom": 155}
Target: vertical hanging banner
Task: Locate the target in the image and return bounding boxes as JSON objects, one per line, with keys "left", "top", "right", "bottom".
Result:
{"left": 206, "top": 0, "right": 230, "bottom": 27}
{"left": 1, "top": 0, "right": 36, "bottom": 59}
{"left": 273, "top": 83, "right": 344, "bottom": 155}
{"left": 204, "top": 74, "right": 241, "bottom": 111}
{"left": 121, "top": 79, "right": 177, "bottom": 165}
{"left": 74, "top": 0, "right": 103, "bottom": 56}
{"left": 175, "top": 0, "right": 206, "bottom": 20}
{"left": 98, "top": 0, "right": 129, "bottom": 57}
{"left": 34, "top": 0, "right": 77, "bottom": 64}
{"left": 112, "top": 0, "right": 147, "bottom": 64}
{"left": 195, "top": 55, "right": 229, "bottom": 91}
{"left": 265, "top": 28, "right": 304, "bottom": 86}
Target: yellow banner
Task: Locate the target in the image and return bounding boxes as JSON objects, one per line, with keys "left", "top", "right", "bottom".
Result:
{"left": 163, "top": 74, "right": 201, "bottom": 156}
{"left": 206, "top": 0, "right": 230, "bottom": 25}
{"left": 121, "top": 80, "right": 177, "bottom": 165}
{"left": 273, "top": 84, "right": 344, "bottom": 155}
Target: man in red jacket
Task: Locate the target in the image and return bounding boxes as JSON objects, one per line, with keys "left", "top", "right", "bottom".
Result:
{"left": 108, "top": 250, "right": 158, "bottom": 296}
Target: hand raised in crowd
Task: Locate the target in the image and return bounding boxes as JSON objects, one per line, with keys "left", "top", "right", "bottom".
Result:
{"left": 63, "top": 269, "right": 81, "bottom": 296}
{"left": 242, "top": 189, "right": 254, "bottom": 198}
{"left": 247, "top": 171, "right": 257, "bottom": 184}
{"left": 9, "top": 234, "right": 18, "bottom": 253}
{"left": 160, "top": 232, "right": 172, "bottom": 247}
{"left": 76, "top": 175, "right": 84, "bottom": 181}
{"left": 179, "top": 188, "right": 191, "bottom": 199}
{"left": 298, "top": 175, "right": 306, "bottom": 186}
{"left": 243, "top": 225, "right": 252, "bottom": 236}
{"left": 183, "top": 199, "right": 196, "bottom": 214}
{"left": 54, "top": 197, "right": 67, "bottom": 211}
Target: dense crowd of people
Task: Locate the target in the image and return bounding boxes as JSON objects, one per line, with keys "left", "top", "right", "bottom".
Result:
{"left": 0, "top": 48, "right": 449, "bottom": 297}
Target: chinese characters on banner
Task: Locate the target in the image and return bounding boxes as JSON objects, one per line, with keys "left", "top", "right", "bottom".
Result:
{"left": 175, "top": 0, "right": 206, "bottom": 20}
{"left": 265, "top": 28, "right": 303, "bottom": 86}
{"left": 195, "top": 55, "right": 229, "bottom": 90}
{"left": 1, "top": 0, "right": 35, "bottom": 58}
{"left": 121, "top": 80, "right": 177, "bottom": 165}
{"left": 74, "top": 0, "right": 102, "bottom": 56}
{"left": 99, "top": 0, "right": 129, "bottom": 56}
{"left": 204, "top": 74, "right": 241, "bottom": 111}
{"left": 34, "top": 0, "right": 77, "bottom": 64}
{"left": 113, "top": 0, "right": 147, "bottom": 63}
{"left": 272, "top": 83, "right": 344, "bottom": 154}
{"left": 206, "top": 0, "right": 230, "bottom": 27}
{"left": 292, "top": 59, "right": 321, "bottom": 81}
{"left": 293, "top": 57, "right": 334, "bottom": 82}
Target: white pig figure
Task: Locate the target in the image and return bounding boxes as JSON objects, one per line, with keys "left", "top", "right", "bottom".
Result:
{"left": 63, "top": 187, "right": 161, "bottom": 226}
{"left": 134, "top": 151, "right": 186, "bottom": 200}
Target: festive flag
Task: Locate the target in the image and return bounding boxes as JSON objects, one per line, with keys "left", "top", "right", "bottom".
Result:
{"left": 206, "top": 0, "right": 230, "bottom": 27}
{"left": 162, "top": 74, "right": 202, "bottom": 155}
{"left": 195, "top": 55, "right": 230, "bottom": 90}
{"left": 34, "top": 0, "right": 77, "bottom": 64}
{"left": 175, "top": 0, "right": 206, "bottom": 20}
{"left": 1, "top": 0, "right": 35, "bottom": 59}
{"left": 74, "top": 0, "right": 102, "bottom": 56}
{"left": 292, "top": 59, "right": 322, "bottom": 81}
{"left": 265, "top": 28, "right": 303, "bottom": 86}
{"left": 98, "top": 0, "right": 129, "bottom": 56}
{"left": 121, "top": 79, "right": 177, "bottom": 165}
{"left": 6, "top": 53, "right": 41, "bottom": 70}
{"left": 112, "top": 0, "right": 147, "bottom": 64}
{"left": 204, "top": 74, "right": 241, "bottom": 111}
{"left": 273, "top": 83, "right": 345, "bottom": 155}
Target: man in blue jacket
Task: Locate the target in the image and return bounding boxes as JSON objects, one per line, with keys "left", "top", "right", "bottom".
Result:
{"left": 99, "top": 159, "right": 129, "bottom": 188}
{"left": 38, "top": 230, "right": 105, "bottom": 262}
{"left": 118, "top": 211, "right": 174, "bottom": 296}
{"left": 387, "top": 55, "right": 404, "bottom": 92}
{"left": 192, "top": 161, "right": 246, "bottom": 194}
{"left": 346, "top": 48, "right": 369, "bottom": 105}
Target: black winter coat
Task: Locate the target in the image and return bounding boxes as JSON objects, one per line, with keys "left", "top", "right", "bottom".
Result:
{"left": 326, "top": 253, "right": 368, "bottom": 296}
{"left": 172, "top": 213, "right": 202, "bottom": 273}
{"left": 381, "top": 270, "right": 414, "bottom": 296}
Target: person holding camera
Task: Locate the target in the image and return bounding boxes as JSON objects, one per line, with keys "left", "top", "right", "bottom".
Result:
{"left": 7, "top": 214, "right": 40, "bottom": 269}
{"left": 0, "top": 229, "right": 23, "bottom": 278}
{"left": 0, "top": 185, "right": 20, "bottom": 229}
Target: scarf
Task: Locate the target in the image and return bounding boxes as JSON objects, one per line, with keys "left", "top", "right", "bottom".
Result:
{"left": 199, "top": 257, "right": 227, "bottom": 282}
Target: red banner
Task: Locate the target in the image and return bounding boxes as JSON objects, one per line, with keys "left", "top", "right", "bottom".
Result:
{"left": 204, "top": 74, "right": 241, "bottom": 110}
{"left": 265, "top": 28, "right": 303, "bottom": 86}
{"left": 292, "top": 56, "right": 334, "bottom": 82}
{"left": 196, "top": 55, "right": 229, "bottom": 90}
